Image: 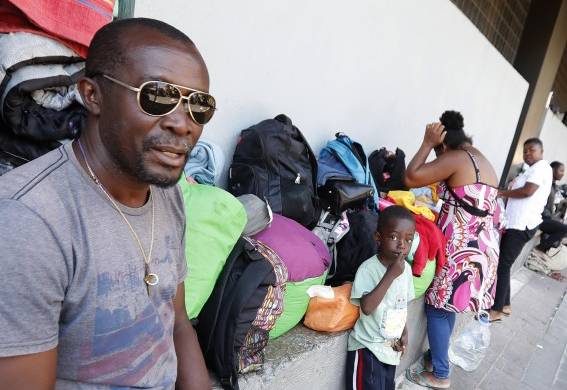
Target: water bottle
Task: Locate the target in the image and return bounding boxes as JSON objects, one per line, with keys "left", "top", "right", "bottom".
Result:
{"left": 448, "top": 311, "right": 491, "bottom": 371}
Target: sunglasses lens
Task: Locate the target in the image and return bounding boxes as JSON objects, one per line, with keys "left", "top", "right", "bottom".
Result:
{"left": 188, "top": 93, "right": 216, "bottom": 125}
{"left": 139, "top": 81, "right": 181, "bottom": 115}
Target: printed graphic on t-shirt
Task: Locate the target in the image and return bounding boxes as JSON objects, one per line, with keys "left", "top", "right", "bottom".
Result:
{"left": 76, "top": 236, "right": 179, "bottom": 387}
{"left": 381, "top": 296, "right": 407, "bottom": 339}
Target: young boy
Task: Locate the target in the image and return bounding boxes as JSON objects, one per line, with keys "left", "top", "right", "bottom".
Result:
{"left": 346, "top": 205, "right": 416, "bottom": 390}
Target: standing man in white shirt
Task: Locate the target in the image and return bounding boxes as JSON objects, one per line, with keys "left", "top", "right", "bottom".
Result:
{"left": 490, "top": 138, "right": 552, "bottom": 321}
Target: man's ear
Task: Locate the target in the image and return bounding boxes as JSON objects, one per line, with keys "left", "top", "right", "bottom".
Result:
{"left": 78, "top": 77, "right": 102, "bottom": 115}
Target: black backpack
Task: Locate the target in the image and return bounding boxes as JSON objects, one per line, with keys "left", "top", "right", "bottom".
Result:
{"left": 327, "top": 209, "right": 379, "bottom": 286}
{"left": 228, "top": 114, "right": 319, "bottom": 228}
{"left": 196, "top": 237, "right": 286, "bottom": 390}
{"left": 368, "top": 147, "right": 407, "bottom": 194}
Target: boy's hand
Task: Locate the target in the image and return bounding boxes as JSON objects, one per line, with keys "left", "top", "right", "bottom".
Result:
{"left": 400, "top": 330, "right": 408, "bottom": 356}
{"left": 386, "top": 255, "right": 405, "bottom": 278}
{"left": 392, "top": 332, "right": 408, "bottom": 356}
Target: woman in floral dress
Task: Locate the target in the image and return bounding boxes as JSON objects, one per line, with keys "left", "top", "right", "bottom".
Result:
{"left": 403, "top": 111, "right": 501, "bottom": 389}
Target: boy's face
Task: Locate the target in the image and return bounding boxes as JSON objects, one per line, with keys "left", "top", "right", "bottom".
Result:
{"left": 375, "top": 218, "right": 416, "bottom": 262}
{"left": 553, "top": 165, "right": 564, "bottom": 181}
{"left": 523, "top": 142, "right": 543, "bottom": 166}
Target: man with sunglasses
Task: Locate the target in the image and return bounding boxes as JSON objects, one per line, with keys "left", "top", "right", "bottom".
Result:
{"left": 0, "top": 18, "right": 214, "bottom": 389}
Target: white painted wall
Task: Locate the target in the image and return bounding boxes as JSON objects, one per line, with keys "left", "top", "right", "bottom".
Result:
{"left": 135, "top": 0, "right": 528, "bottom": 185}
{"left": 540, "top": 109, "right": 567, "bottom": 184}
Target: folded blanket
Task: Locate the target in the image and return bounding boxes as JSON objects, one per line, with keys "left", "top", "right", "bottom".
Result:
{"left": 184, "top": 139, "right": 225, "bottom": 186}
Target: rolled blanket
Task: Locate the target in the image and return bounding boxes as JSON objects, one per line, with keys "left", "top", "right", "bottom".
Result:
{"left": 184, "top": 139, "right": 225, "bottom": 186}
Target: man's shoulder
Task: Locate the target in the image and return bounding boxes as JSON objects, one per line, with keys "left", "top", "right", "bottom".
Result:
{"left": 152, "top": 183, "right": 186, "bottom": 233}
{"left": 531, "top": 160, "right": 552, "bottom": 174}
{"left": 157, "top": 181, "right": 183, "bottom": 200}
{"left": 153, "top": 182, "right": 185, "bottom": 212}
{"left": 0, "top": 146, "right": 72, "bottom": 202}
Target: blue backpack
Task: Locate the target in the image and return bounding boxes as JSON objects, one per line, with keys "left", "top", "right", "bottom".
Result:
{"left": 317, "top": 133, "right": 379, "bottom": 210}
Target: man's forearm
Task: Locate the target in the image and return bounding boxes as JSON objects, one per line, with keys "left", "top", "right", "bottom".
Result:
{"left": 500, "top": 186, "right": 535, "bottom": 199}
{"left": 174, "top": 319, "right": 210, "bottom": 390}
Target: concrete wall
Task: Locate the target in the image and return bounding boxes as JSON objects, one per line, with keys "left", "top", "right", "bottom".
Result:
{"left": 134, "top": 0, "right": 528, "bottom": 184}
{"left": 540, "top": 109, "right": 567, "bottom": 184}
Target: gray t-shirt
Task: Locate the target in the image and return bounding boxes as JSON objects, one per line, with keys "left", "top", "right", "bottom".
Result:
{"left": 0, "top": 142, "right": 187, "bottom": 389}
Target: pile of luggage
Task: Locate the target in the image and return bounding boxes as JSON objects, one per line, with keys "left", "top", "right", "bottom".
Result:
{"left": 0, "top": 0, "right": 113, "bottom": 174}
{"left": 181, "top": 114, "right": 445, "bottom": 389}
{"left": 0, "top": 15, "right": 448, "bottom": 383}
{"left": 0, "top": 3, "right": 461, "bottom": 390}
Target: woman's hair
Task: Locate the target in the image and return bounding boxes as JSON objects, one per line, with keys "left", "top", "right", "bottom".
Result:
{"left": 440, "top": 110, "right": 473, "bottom": 149}
{"left": 551, "top": 161, "right": 564, "bottom": 169}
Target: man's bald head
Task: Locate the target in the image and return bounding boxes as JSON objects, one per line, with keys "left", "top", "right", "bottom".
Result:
{"left": 85, "top": 18, "right": 199, "bottom": 79}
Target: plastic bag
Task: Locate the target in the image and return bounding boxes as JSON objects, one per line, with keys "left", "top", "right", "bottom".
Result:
{"left": 496, "top": 197, "right": 508, "bottom": 230}
{"left": 303, "top": 284, "right": 359, "bottom": 332}
{"left": 448, "top": 311, "right": 491, "bottom": 371}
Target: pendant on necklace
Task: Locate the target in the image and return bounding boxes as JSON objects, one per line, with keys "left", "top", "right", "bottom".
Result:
{"left": 144, "top": 272, "right": 159, "bottom": 286}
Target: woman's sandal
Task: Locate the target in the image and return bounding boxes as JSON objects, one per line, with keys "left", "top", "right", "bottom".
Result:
{"left": 487, "top": 310, "right": 504, "bottom": 323}
{"left": 405, "top": 369, "right": 451, "bottom": 389}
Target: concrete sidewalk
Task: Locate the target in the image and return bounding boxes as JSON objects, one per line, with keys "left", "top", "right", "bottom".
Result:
{"left": 402, "top": 266, "right": 567, "bottom": 390}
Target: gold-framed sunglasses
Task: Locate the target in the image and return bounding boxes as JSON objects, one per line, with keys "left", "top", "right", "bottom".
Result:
{"left": 102, "top": 74, "right": 216, "bottom": 125}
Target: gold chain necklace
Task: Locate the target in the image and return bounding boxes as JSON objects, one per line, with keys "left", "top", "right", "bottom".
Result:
{"left": 77, "top": 140, "right": 158, "bottom": 296}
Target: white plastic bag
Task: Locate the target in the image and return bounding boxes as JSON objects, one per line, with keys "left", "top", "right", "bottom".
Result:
{"left": 448, "top": 311, "right": 491, "bottom": 371}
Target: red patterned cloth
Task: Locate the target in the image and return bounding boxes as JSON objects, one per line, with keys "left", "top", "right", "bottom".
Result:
{"left": 0, "top": 0, "right": 114, "bottom": 57}
{"left": 238, "top": 237, "right": 287, "bottom": 373}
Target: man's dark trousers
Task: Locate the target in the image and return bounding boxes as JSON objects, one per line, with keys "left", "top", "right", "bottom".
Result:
{"left": 493, "top": 228, "right": 537, "bottom": 311}
{"left": 537, "top": 218, "right": 567, "bottom": 252}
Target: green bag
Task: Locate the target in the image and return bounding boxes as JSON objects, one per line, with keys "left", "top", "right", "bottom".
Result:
{"left": 270, "top": 275, "right": 326, "bottom": 339}
{"left": 407, "top": 232, "right": 435, "bottom": 298}
{"left": 411, "top": 259, "right": 436, "bottom": 298}
{"left": 179, "top": 181, "right": 247, "bottom": 319}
